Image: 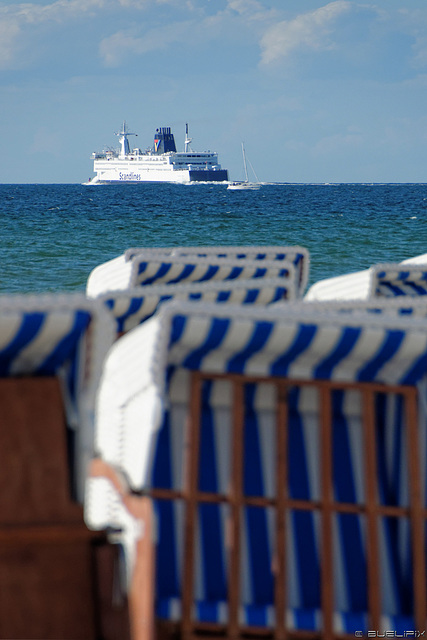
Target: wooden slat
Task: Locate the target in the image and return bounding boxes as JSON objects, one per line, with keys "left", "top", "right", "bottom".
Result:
{"left": 0, "top": 524, "right": 102, "bottom": 544}
{"left": 362, "top": 388, "right": 381, "bottom": 632}
{"left": 155, "top": 371, "right": 427, "bottom": 640}
{"left": 228, "top": 379, "right": 245, "bottom": 639}
{"left": 274, "top": 382, "right": 289, "bottom": 640}
{"left": 181, "top": 372, "right": 204, "bottom": 640}
{"left": 319, "top": 383, "right": 334, "bottom": 640}
{"left": 197, "top": 371, "right": 414, "bottom": 396}
{"left": 150, "top": 487, "right": 414, "bottom": 519}
{"left": 405, "top": 387, "right": 427, "bottom": 631}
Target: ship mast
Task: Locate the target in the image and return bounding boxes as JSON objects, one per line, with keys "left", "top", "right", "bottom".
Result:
{"left": 115, "top": 121, "right": 137, "bottom": 157}
{"left": 184, "top": 123, "right": 192, "bottom": 153}
{"left": 242, "top": 142, "right": 249, "bottom": 182}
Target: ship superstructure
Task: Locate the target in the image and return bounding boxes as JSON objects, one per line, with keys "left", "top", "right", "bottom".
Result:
{"left": 88, "top": 123, "right": 228, "bottom": 184}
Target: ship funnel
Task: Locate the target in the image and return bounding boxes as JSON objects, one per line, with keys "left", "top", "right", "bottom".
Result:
{"left": 153, "top": 127, "right": 176, "bottom": 154}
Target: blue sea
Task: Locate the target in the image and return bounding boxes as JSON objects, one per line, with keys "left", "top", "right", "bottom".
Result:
{"left": 1, "top": 182, "right": 426, "bottom": 295}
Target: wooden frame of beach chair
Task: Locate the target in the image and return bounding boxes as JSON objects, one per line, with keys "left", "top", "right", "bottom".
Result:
{"left": 90, "top": 375, "right": 425, "bottom": 640}
{"left": 87, "top": 301, "right": 427, "bottom": 640}
{"left": 161, "top": 372, "right": 425, "bottom": 640}
{"left": 0, "top": 294, "right": 130, "bottom": 639}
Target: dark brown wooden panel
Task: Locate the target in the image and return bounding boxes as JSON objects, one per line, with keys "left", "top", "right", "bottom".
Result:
{"left": 0, "top": 377, "right": 82, "bottom": 525}
{"left": 0, "top": 377, "right": 131, "bottom": 639}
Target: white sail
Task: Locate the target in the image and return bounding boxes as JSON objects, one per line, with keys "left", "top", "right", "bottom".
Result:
{"left": 227, "top": 142, "right": 261, "bottom": 190}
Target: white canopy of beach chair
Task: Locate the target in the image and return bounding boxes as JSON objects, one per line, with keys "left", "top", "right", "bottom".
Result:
{"left": 86, "top": 245, "right": 309, "bottom": 298}
{"left": 98, "top": 277, "right": 295, "bottom": 334}
{"left": 305, "top": 251, "right": 427, "bottom": 301}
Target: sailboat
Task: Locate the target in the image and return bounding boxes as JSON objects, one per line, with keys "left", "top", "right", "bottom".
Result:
{"left": 227, "top": 142, "right": 261, "bottom": 190}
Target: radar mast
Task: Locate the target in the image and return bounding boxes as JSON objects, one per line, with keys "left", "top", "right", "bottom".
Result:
{"left": 184, "top": 123, "right": 193, "bottom": 153}
{"left": 115, "top": 122, "right": 137, "bottom": 157}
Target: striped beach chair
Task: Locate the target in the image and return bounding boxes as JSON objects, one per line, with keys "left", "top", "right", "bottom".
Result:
{"left": 0, "top": 294, "right": 130, "bottom": 639}
{"left": 86, "top": 300, "right": 427, "bottom": 639}
{"left": 0, "top": 293, "right": 115, "bottom": 498}
{"left": 99, "top": 278, "right": 295, "bottom": 335}
{"left": 280, "top": 297, "right": 427, "bottom": 318}
{"left": 305, "top": 252, "right": 427, "bottom": 301}
{"left": 124, "top": 245, "right": 310, "bottom": 295}
{"left": 86, "top": 245, "right": 309, "bottom": 298}
{"left": 369, "top": 263, "right": 427, "bottom": 298}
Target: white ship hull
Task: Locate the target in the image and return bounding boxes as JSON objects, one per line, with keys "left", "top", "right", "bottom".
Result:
{"left": 90, "top": 163, "right": 227, "bottom": 184}
{"left": 227, "top": 181, "right": 260, "bottom": 190}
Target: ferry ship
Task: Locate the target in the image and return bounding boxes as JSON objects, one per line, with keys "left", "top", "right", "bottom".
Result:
{"left": 87, "top": 122, "right": 228, "bottom": 184}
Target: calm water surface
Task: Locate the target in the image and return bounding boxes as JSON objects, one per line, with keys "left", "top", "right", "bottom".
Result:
{"left": 1, "top": 182, "right": 427, "bottom": 294}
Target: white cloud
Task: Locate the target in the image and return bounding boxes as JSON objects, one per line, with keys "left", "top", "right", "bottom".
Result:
{"left": 0, "top": 0, "right": 159, "bottom": 70}
{"left": 398, "top": 9, "right": 427, "bottom": 70}
{"left": 259, "top": 1, "right": 353, "bottom": 65}
{"left": 0, "top": 19, "right": 22, "bottom": 69}
{"left": 117, "top": 0, "right": 173, "bottom": 6}
{"left": 226, "top": 0, "right": 264, "bottom": 16}
{"left": 2, "top": 0, "right": 107, "bottom": 24}
{"left": 0, "top": 0, "right": 110, "bottom": 68}
{"left": 99, "top": 20, "right": 193, "bottom": 66}
{"left": 0, "top": 0, "right": 187, "bottom": 69}
{"left": 99, "top": 29, "right": 150, "bottom": 67}
{"left": 98, "top": 2, "right": 259, "bottom": 68}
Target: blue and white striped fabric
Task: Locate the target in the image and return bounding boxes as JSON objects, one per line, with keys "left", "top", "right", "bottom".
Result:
{"left": 124, "top": 245, "right": 310, "bottom": 294}
{"left": 127, "top": 258, "right": 295, "bottom": 303}
{"left": 305, "top": 252, "right": 427, "bottom": 302}
{"left": 100, "top": 278, "right": 294, "bottom": 334}
{"left": 370, "top": 263, "right": 427, "bottom": 297}
{"left": 0, "top": 293, "right": 115, "bottom": 500}
{"left": 88, "top": 300, "right": 427, "bottom": 634}
{"left": 275, "top": 297, "right": 427, "bottom": 318}
{"left": 86, "top": 245, "right": 308, "bottom": 298}
{"left": 133, "top": 256, "right": 293, "bottom": 286}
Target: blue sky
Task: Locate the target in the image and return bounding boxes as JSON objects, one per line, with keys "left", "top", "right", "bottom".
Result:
{"left": 2, "top": 0, "right": 427, "bottom": 183}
